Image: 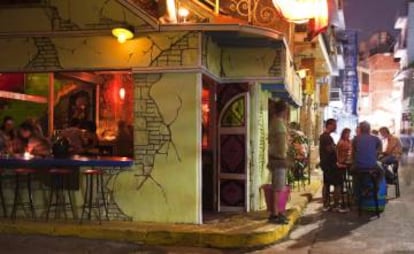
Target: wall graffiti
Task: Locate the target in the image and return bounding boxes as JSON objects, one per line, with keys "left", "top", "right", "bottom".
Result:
{"left": 26, "top": 37, "right": 62, "bottom": 70}
{"left": 147, "top": 32, "right": 198, "bottom": 67}
{"left": 268, "top": 47, "right": 284, "bottom": 77}
{"left": 133, "top": 73, "right": 182, "bottom": 201}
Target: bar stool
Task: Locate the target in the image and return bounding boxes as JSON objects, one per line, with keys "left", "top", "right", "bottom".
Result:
{"left": 388, "top": 161, "right": 400, "bottom": 198}
{"left": 80, "top": 168, "right": 108, "bottom": 224}
{"left": 340, "top": 167, "right": 352, "bottom": 208}
{"left": 11, "top": 168, "right": 37, "bottom": 220}
{"left": 0, "top": 169, "right": 7, "bottom": 217}
{"left": 46, "top": 168, "right": 76, "bottom": 221}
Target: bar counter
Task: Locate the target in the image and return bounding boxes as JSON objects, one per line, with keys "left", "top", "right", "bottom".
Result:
{"left": 0, "top": 154, "right": 133, "bottom": 169}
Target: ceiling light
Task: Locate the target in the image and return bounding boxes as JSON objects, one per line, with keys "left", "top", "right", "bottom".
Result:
{"left": 112, "top": 26, "right": 134, "bottom": 44}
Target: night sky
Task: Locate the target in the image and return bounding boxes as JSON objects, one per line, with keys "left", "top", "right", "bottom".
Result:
{"left": 344, "top": 0, "right": 407, "bottom": 41}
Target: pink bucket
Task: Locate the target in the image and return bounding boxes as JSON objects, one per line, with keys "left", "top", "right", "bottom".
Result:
{"left": 260, "top": 184, "right": 290, "bottom": 213}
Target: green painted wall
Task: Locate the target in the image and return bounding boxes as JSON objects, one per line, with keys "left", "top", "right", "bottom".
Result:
{"left": 116, "top": 72, "right": 201, "bottom": 223}
{"left": 203, "top": 35, "right": 221, "bottom": 78}
{"left": 0, "top": 32, "right": 199, "bottom": 71}
{"left": 249, "top": 84, "right": 270, "bottom": 211}
{"left": 202, "top": 35, "right": 285, "bottom": 79}
{"left": 222, "top": 47, "right": 280, "bottom": 78}
{"left": 0, "top": 73, "right": 63, "bottom": 125}
{"left": 0, "top": 0, "right": 147, "bottom": 33}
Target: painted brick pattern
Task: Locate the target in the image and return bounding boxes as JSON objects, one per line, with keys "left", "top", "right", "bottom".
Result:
{"left": 151, "top": 32, "right": 198, "bottom": 67}
{"left": 49, "top": 7, "right": 80, "bottom": 31}
{"left": 26, "top": 37, "right": 62, "bottom": 70}
{"left": 133, "top": 73, "right": 172, "bottom": 175}
{"left": 268, "top": 48, "right": 284, "bottom": 77}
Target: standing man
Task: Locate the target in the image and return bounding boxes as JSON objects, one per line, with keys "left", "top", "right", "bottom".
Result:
{"left": 268, "top": 100, "right": 289, "bottom": 224}
{"left": 319, "top": 119, "right": 345, "bottom": 212}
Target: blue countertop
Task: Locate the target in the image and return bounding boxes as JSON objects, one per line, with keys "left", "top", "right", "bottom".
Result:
{"left": 0, "top": 155, "right": 134, "bottom": 168}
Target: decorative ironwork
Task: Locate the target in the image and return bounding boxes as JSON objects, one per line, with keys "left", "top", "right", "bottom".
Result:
{"left": 220, "top": 0, "right": 289, "bottom": 32}
{"left": 221, "top": 97, "right": 245, "bottom": 127}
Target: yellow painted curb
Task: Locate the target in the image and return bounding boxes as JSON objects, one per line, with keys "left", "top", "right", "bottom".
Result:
{"left": 0, "top": 181, "right": 321, "bottom": 249}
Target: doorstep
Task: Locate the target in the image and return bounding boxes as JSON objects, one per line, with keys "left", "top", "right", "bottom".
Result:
{"left": 0, "top": 180, "right": 321, "bottom": 249}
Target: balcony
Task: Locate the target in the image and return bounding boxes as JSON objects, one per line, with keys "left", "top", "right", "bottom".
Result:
{"left": 127, "top": 0, "right": 290, "bottom": 34}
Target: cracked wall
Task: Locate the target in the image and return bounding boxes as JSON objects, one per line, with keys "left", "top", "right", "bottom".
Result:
{"left": 0, "top": 32, "right": 199, "bottom": 71}
{"left": 202, "top": 35, "right": 285, "bottom": 79}
{"left": 115, "top": 72, "right": 201, "bottom": 223}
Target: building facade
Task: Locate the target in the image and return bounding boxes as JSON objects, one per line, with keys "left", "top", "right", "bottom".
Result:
{"left": 394, "top": 1, "right": 414, "bottom": 136}
{"left": 358, "top": 32, "right": 399, "bottom": 132}
{"left": 0, "top": 0, "right": 336, "bottom": 224}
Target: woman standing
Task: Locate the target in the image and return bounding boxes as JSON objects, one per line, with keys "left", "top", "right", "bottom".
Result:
{"left": 336, "top": 128, "right": 352, "bottom": 212}
{"left": 337, "top": 128, "right": 352, "bottom": 168}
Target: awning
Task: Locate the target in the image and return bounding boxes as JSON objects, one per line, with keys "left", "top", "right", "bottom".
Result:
{"left": 261, "top": 83, "right": 301, "bottom": 107}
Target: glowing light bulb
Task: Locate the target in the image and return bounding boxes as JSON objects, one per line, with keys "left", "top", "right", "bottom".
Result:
{"left": 117, "top": 33, "right": 127, "bottom": 43}
{"left": 178, "top": 7, "right": 189, "bottom": 18}
{"left": 24, "top": 151, "right": 31, "bottom": 160}
{"left": 112, "top": 27, "right": 134, "bottom": 44}
{"left": 119, "top": 87, "right": 126, "bottom": 100}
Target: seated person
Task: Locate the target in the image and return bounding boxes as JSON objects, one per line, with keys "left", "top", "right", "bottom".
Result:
{"left": 352, "top": 121, "right": 383, "bottom": 185}
{"left": 0, "top": 130, "right": 6, "bottom": 153}
{"left": 60, "top": 118, "right": 84, "bottom": 155}
{"left": 116, "top": 120, "right": 133, "bottom": 157}
{"left": 379, "top": 127, "right": 402, "bottom": 166}
{"left": 80, "top": 120, "right": 99, "bottom": 155}
{"left": 0, "top": 116, "right": 17, "bottom": 154}
{"left": 16, "top": 122, "right": 51, "bottom": 157}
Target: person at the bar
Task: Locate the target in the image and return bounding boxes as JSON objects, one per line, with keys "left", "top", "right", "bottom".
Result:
{"left": 60, "top": 118, "right": 84, "bottom": 155}
{"left": 116, "top": 120, "right": 133, "bottom": 157}
{"left": 0, "top": 116, "right": 17, "bottom": 153}
{"left": 15, "top": 122, "right": 51, "bottom": 157}
{"left": 26, "top": 117, "right": 44, "bottom": 138}
{"left": 80, "top": 120, "right": 99, "bottom": 155}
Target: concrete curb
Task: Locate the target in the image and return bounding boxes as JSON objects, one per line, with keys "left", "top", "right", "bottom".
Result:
{"left": 0, "top": 181, "right": 321, "bottom": 249}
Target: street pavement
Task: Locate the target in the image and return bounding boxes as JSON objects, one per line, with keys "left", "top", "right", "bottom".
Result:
{"left": 0, "top": 155, "right": 413, "bottom": 254}
{"left": 251, "top": 154, "right": 414, "bottom": 254}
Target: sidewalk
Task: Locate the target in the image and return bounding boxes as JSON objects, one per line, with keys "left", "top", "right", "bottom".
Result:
{"left": 0, "top": 180, "right": 321, "bottom": 249}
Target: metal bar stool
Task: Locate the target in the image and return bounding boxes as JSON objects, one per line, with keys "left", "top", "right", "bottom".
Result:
{"left": 389, "top": 161, "right": 400, "bottom": 198}
{"left": 79, "top": 168, "right": 109, "bottom": 224}
{"left": 340, "top": 166, "right": 352, "bottom": 208}
{"left": 46, "top": 168, "right": 76, "bottom": 221}
{"left": 11, "top": 168, "right": 37, "bottom": 220}
{"left": 0, "top": 169, "right": 7, "bottom": 217}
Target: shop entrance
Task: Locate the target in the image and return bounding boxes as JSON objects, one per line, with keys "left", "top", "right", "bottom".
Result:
{"left": 201, "top": 77, "right": 249, "bottom": 216}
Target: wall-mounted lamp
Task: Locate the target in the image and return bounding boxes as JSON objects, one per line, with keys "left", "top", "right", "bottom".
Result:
{"left": 119, "top": 87, "right": 126, "bottom": 100}
{"left": 178, "top": 7, "right": 189, "bottom": 23}
{"left": 112, "top": 26, "right": 134, "bottom": 44}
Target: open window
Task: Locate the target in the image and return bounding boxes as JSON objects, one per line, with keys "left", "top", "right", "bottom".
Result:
{"left": 0, "top": 71, "right": 134, "bottom": 158}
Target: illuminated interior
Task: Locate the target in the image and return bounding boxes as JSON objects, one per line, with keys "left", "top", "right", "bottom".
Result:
{"left": 202, "top": 87, "right": 211, "bottom": 149}
{"left": 0, "top": 71, "right": 134, "bottom": 157}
